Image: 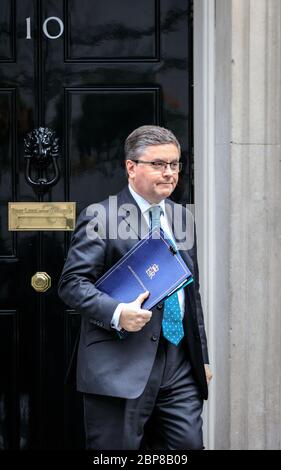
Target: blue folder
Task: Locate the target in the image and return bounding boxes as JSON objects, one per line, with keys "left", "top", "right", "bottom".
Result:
{"left": 95, "top": 228, "right": 193, "bottom": 310}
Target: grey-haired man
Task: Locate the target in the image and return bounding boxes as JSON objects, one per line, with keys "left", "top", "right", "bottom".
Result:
{"left": 58, "top": 125, "right": 212, "bottom": 450}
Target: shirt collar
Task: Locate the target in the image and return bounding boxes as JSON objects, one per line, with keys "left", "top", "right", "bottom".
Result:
{"left": 128, "top": 184, "right": 166, "bottom": 216}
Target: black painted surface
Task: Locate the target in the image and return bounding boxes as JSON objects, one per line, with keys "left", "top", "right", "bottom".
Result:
{"left": 0, "top": 0, "right": 193, "bottom": 449}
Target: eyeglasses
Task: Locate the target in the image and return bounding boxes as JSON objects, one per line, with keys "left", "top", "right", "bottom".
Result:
{"left": 133, "top": 160, "right": 182, "bottom": 173}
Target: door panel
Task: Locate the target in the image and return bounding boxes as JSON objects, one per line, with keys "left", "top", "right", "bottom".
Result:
{"left": 0, "top": 0, "right": 193, "bottom": 449}
{"left": 66, "top": 0, "right": 158, "bottom": 60}
{"left": 0, "top": 90, "right": 15, "bottom": 256}
{"left": 66, "top": 87, "right": 159, "bottom": 206}
{"left": 0, "top": 0, "right": 15, "bottom": 61}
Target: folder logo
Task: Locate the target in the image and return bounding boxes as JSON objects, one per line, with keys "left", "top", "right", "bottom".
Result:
{"left": 146, "top": 264, "right": 159, "bottom": 280}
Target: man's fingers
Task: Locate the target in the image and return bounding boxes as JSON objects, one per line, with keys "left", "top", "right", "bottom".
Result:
{"left": 136, "top": 291, "right": 150, "bottom": 305}
{"left": 138, "top": 309, "right": 152, "bottom": 318}
{"left": 120, "top": 294, "right": 152, "bottom": 331}
{"left": 136, "top": 313, "right": 151, "bottom": 328}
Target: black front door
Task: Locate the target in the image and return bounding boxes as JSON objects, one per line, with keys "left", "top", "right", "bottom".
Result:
{"left": 0, "top": 0, "right": 193, "bottom": 449}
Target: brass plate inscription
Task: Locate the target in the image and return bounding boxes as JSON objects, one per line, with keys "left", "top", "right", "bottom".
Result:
{"left": 8, "top": 202, "right": 76, "bottom": 231}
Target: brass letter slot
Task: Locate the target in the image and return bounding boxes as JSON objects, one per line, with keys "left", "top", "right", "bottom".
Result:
{"left": 8, "top": 202, "right": 76, "bottom": 231}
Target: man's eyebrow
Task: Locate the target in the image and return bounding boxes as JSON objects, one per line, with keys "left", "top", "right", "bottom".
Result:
{"left": 152, "top": 157, "right": 180, "bottom": 161}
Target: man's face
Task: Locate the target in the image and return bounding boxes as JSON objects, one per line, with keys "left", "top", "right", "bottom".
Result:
{"left": 126, "top": 143, "right": 180, "bottom": 204}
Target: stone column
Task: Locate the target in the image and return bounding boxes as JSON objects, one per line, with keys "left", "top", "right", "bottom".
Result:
{"left": 195, "top": 0, "right": 280, "bottom": 449}
{"left": 221, "top": 0, "right": 281, "bottom": 449}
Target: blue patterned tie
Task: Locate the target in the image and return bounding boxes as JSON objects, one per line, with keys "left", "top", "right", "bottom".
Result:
{"left": 149, "top": 206, "right": 184, "bottom": 346}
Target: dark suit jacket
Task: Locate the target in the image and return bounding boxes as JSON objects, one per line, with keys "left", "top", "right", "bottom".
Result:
{"left": 58, "top": 187, "right": 209, "bottom": 400}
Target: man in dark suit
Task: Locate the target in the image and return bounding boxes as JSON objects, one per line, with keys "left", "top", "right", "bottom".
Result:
{"left": 58, "top": 125, "right": 212, "bottom": 450}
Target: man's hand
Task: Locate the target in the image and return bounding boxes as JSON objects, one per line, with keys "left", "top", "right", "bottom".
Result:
{"left": 119, "top": 291, "right": 152, "bottom": 332}
{"left": 204, "top": 364, "right": 213, "bottom": 385}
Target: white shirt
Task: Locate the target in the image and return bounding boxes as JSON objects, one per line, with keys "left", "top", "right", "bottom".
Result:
{"left": 110, "top": 185, "right": 185, "bottom": 330}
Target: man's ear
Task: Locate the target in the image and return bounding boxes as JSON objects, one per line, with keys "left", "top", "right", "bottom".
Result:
{"left": 125, "top": 159, "right": 136, "bottom": 180}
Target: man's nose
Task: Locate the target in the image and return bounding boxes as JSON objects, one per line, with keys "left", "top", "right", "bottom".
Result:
{"left": 163, "top": 163, "right": 173, "bottom": 175}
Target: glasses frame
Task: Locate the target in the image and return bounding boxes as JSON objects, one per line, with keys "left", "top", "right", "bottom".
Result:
{"left": 133, "top": 159, "right": 182, "bottom": 173}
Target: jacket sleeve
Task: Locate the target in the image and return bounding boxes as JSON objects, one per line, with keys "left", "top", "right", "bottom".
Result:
{"left": 58, "top": 208, "right": 120, "bottom": 331}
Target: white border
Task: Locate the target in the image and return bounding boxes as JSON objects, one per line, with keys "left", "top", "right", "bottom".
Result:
{"left": 194, "top": 0, "right": 216, "bottom": 450}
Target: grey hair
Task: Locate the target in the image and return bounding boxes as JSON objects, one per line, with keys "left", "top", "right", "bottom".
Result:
{"left": 124, "top": 125, "right": 181, "bottom": 161}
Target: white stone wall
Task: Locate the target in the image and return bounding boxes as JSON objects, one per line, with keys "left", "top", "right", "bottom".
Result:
{"left": 215, "top": 0, "right": 281, "bottom": 449}
{"left": 229, "top": 0, "right": 281, "bottom": 450}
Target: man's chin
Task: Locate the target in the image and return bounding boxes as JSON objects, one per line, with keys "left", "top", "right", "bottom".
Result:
{"left": 156, "top": 184, "right": 174, "bottom": 197}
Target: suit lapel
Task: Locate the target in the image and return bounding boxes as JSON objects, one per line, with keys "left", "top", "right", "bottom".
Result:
{"left": 165, "top": 199, "right": 194, "bottom": 275}
{"left": 165, "top": 199, "right": 197, "bottom": 324}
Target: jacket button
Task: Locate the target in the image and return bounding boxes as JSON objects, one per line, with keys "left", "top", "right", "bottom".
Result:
{"left": 151, "top": 335, "right": 158, "bottom": 342}
{"left": 156, "top": 302, "right": 163, "bottom": 310}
